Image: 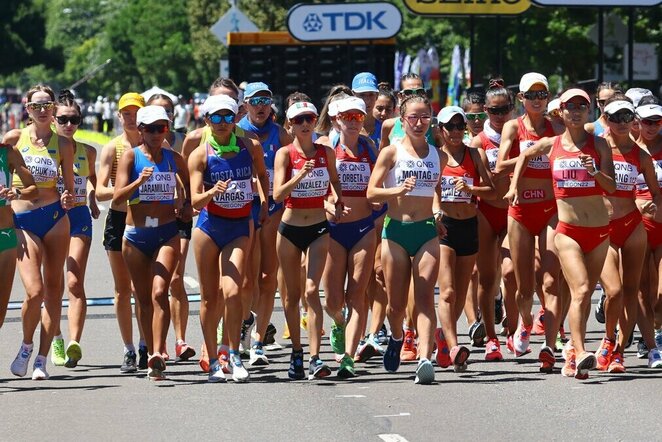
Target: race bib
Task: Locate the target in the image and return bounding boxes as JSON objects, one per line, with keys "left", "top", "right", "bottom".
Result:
{"left": 291, "top": 167, "right": 329, "bottom": 199}
{"left": 486, "top": 148, "right": 499, "bottom": 172}
{"left": 23, "top": 154, "right": 58, "bottom": 183}
{"left": 440, "top": 175, "right": 474, "bottom": 202}
{"left": 139, "top": 172, "right": 176, "bottom": 202}
{"left": 613, "top": 160, "right": 638, "bottom": 192}
{"left": 337, "top": 160, "right": 371, "bottom": 193}
{"left": 553, "top": 158, "right": 595, "bottom": 188}
{"left": 212, "top": 178, "right": 253, "bottom": 209}
{"left": 520, "top": 140, "right": 549, "bottom": 170}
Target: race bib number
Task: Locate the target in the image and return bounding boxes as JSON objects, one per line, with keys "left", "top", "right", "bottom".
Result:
{"left": 440, "top": 175, "right": 473, "bottom": 202}
{"left": 23, "top": 154, "right": 58, "bottom": 183}
{"left": 613, "top": 160, "right": 638, "bottom": 192}
{"left": 139, "top": 172, "right": 176, "bottom": 202}
{"left": 553, "top": 158, "right": 595, "bottom": 188}
{"left": 212, "top": 178, "right": 253, "bottom": 209}
{"left": 486, "top": 148, "right": 499, "bottom": 172}
{"left": 57, "top": 175, "right": 88, "bottom": 204}
{"left": 291, "top": 167, "right": 329, "bottom": 199}
{"left": 337, "top": 160, "right": 371, "bottom": 193}
{"left": 520, "top": 140, "right": 549, "bottom": 170}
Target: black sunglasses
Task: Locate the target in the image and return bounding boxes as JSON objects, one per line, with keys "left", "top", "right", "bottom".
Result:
{"left": 141, "top": 124, "right": 168, "bottom": 134}
{"left": 443, "top": 122, "right": 467, "bottom": 131}
{"left": 290, "top": 114, "right": 317, "bottom": 125}
{"left": 56, "top": 115, "right": 82, "bottom": 125}
{"left": 486, "top": 105, "right": 512, "bottom": 115}
{"left": 522, "top": 90, "right": 549, "bottom": 101}
{"left": 607, "top": 111, "right": 635, "bottom": 124}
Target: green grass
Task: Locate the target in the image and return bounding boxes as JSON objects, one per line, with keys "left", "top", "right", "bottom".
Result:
{"left": 75, "top": 130, "right": 113, "bottom": 146}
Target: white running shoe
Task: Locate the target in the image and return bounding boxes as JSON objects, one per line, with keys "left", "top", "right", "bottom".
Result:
{"left": 414, "top": 358, "right": 435, "bottom": 384}
{"left": 249, "top": 345, "right": 269, "bottom": 366}
{"left": 208, "top": 360, "right": 227, "bottom": 383}
{"left": 239, "top": 313, "right": 256, "bottom": 356}
{"left": 10, "top": 343, "right": 33, "bottom": 377}
{"left": 32, "top": 356, "right": 49, "bottom": 380}
{"left": 648, "top": 348, "right": 662, "bottom": 369}
{"left": 513, "top": 324, "right": 532, "bottom": 356}
{"left": 230, "top": 353, "right": 250, "bottom": 383}
{"left": 655, "top": 329, "right": 662, "bottom": 351}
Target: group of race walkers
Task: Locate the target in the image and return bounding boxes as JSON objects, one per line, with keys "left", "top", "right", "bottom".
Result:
{"left": 1, "top": 70, "right": 662, "bottom": 385}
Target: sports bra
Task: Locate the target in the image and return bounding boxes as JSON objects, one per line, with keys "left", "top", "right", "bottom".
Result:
{"left": 284, "top": 143, "right": 330, "bottom": 209}
{"left": 334, "top": 137, "right": 376, "bottom": 198}
{"left": 203, "top": 138, "right": 253, "bottom": 218}
{"left": 514, "top": 117, "right": 555, "bottom": 179}
{"left": 12, "top": 128, "right": 60, "bottom": 189}
{"left": 441, "top": 145, "right": 479, "bottom": 203}
{"left": 384, "top": 142, "right": 440, "bottom": 198}
{"left": 548, "top": 135, "right": 603, "bottom": 199}
{"left": 128, "top": 147, "right": 177, "bottom": 205}
{"left": 635, "top": 148, "right": 662, "bottom": 200}
{"left": 610, "top": 144, "right": 640, "bottom": 199}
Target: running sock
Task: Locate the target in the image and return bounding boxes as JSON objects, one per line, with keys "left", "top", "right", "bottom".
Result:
{"left": 54, "top": 334, "right": 63, "bottom": 340}
{"left": 22, "top": 342, "right": 34, "bottom": 351}
{"left": 138, "top": 339, "right": 147, "bottom": 349}
{"left": 124, "top": 344, "right": 136, "bottom": 354}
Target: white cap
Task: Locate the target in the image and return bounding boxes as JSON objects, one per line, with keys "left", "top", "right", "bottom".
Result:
{"left": 519, "top": 72, "right": 549, "bottom": 92}
{"left": 328, "top": 101, "right": 340, "bottom": 117}
{"left": 201, "top": 94, "right": 238, "bottom": 116}
{"left": 604, "top": 100, "right": 635, "bottom": 116}
{"left": 286, "top": 101, "right": 318, "bottom": 120}
{"left": 636, "top": 104, "right": 662, "bottom": 119}
{"left": 625, "top": 88, "right": 653, "bottom": 108}
{"left": 437, "top": 106, "right": 466, "bottom": 124}
{"left": 547, "top": 98, "right": 561, "bottom": 114}
{"left": 335, "top": 97, "right": 367, "bottom": 115}
{"left": 137, "top": 105, "right": 170, "bottom": 125}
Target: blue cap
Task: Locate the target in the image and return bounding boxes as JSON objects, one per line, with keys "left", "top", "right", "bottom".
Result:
{"left": 244, "top": 82, "right": 272, "bottom": 99}
{"left": 351, "top": 72, "right": 379, "bottom": 93}
{"left": 437, "top": 106, "right": 467, "bottom": 124}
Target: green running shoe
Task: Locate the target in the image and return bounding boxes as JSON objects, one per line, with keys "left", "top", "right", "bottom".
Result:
{"left": 64, "top": 341, "right": 82, "bottom": 368}
{"left": 330, "top": 323, "right": 346, "bottom": 361}
{"left": 338, "top": 354, "right": 356, "bottom": 378}
{"left": 51, "top": 337, "right": 66, "bottom": 366}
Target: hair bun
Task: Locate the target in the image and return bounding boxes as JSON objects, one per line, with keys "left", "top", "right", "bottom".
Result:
{"left": 58, "top": 89, "right": 75, "bottom": 102}
{"left": 488, "top": 79, "right": 505, "bottom": 90}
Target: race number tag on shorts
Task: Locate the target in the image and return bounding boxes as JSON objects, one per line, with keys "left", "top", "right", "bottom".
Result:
{"left": 212, "top": 178, "right": 253, "bottom": 209}
{"left": 613, "top": 161, "right": 638, "bottom": 192}
{"left": 486, "top": 148, "right": 499, "bottom": 172}
{"left": 440, "top": 176, "right": 474, "bottom": 202}
{"left": 553, "top": 158, "right": 595, "bottom": 188}
{"left": 23, "top": 154, "right": 58, "bottom": 183}
{"left": 291, "top": 167, "right": 329, "bottom": 199}
{"left": 337, "top": 160, "right": 371, "bottom": 193}
{"left": 139, "top": 172, "right": 176, "bottom": 202}
{"left": 520, "top": 141, "right": 549, "bottom": 170}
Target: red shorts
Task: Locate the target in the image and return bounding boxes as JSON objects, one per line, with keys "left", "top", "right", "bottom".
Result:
{"left": 478, "top": 200, "right": 508, "bottom": 234}
{"left": 609, "top": 210, "right": 642, "bottom": 249}
{"left": 642, "top": 217, "right": 662, "bottom": 250}
{"left": 508, "top": 199, "right": 557, "bottom": 236}
{"left": 556, "top": 221, "right": 609, "bottom": 253}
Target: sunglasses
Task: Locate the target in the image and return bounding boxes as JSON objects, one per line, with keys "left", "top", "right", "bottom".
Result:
{"left": 141, "top": 124, "right": 168, "bottom": 134}
{"left": 405, "top": 115, "right": 432, "bottom": 126}
{"left": 486, "top": 105, "right": 512, "bottom": 115}
{"left": 248, "top": 96, "right": 273, "bottom": 106}
{"left": 443, "top": 122, "right": 467, "bottom": 131}
{"left": 28, "top": 101, "right": 54, "bottom": 111}
{"left": 561, "top": 102, "right": 589, "bottom": 111}
{"left": 607, "top": 112, "right": 635, "bottom": 124}
{"left": 401, "top": 88, "right": 427, "bottom": 97}
{"left": 522, "top": 90, "right": 549, "bottom": 101}
{"left": 209, "top": 113, "right": 235, "bottom": 124}
{"left": 290, "top": 114, "right": 317, "bottom": 125}
{"left": 640, "top": 118, "right": 662, "bottom": 126}
{"left": 55, "top": 115, "right": 81, "bottom": 125}
{"left": 466, "top": 112, "right": 488, "bottom": 121}
{"left": 338, "top": 112, "right": 365, "bottom": 122}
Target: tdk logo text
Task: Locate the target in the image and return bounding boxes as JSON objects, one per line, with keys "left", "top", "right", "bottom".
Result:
{"left": 288, "top": 2, "right": 402, "bottom": 42}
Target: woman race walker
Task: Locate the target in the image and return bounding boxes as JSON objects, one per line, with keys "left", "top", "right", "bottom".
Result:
{"left": 273, "top": 101, "right": 344, "bottom": 380}
{"left": 586, "top": 82, "right": 622, "bottom": 137}
{"left": 505, "top": 88, "right": 616, "bottom": 379}
{"left": 2, "top": 84, "right": 75, "bottom": 380}
{"left": 367, "top": 94, "right": 446, "bottom": 385}
{"left": 51, "top": 90, "right": 100, "bottom": 368}
{"left": 113, "top": 105, "right": 190, "bottom": 380}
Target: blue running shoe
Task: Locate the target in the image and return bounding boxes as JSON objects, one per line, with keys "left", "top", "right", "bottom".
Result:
{"left": 383, "top": 337, "right": 403, "bottom": 373}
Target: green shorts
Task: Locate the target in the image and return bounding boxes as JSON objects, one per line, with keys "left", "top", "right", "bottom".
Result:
{"left": 381, "top": 216, "right": 438, "bottom": 257}
{"left": 0, "top": 227, "right": 17, "bottom": 253}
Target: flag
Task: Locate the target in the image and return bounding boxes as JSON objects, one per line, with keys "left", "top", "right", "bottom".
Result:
{"left": 463, "top": 47, "right": 472, "bottom": 89}
{"left": 446, "top": 45, "right": 462, "bottom": 106}
{"left": 428, "top": 47, "right": 441, "bottom": 113}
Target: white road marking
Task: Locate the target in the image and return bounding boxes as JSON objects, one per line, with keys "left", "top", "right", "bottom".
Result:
{"left": 183, "top": 276, "right": 199, "bottom": 289}
{"left": 335, "top": 394, "right": 366, "bottom": 398}
{"left": 374, "top": 413, "right": 411, "bottom": 418}
{"left": 378, "top": 434, "right": 410, "bottom": 442}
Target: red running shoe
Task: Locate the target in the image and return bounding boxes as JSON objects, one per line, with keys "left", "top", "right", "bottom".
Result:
{"left": 595, "top": 337, "right": 615, "bottom": 371}
{"left": 400, "top": 329, "right": 418, "bottom": 362}
{"left": 608, "top": 351, "right": 625, "bottom": 373}
{"left": 485, "top": 338, "right": 503, "bottom": 362}
{"left": 176, "top": 341, "right": 196, "bottom": 362}
{"left": 434, "top": 328, "right": 451, "bottom": 368}
{"left": 531, "top": 307, "right": 545, "bottom": 336}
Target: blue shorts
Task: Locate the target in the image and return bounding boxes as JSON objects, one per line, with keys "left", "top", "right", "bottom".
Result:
{"left": 196, "top": 208, "right": 251, "bottom": 250}
{"left": 123, "top": 222, "right": 179, "bottom": 257}
{"left": 329, "top": 215, "right": 375, "bottom": 251}
{"left": 251, "top": 196, "right": 283, "bottom": 229}
{"left": 69, "top": 205, "right": 93, "bottom": 238}
{"left": 13, "top": 200, "right": 66, "bottom": 240}
{"left": 372, "top": 203, "right": 388, "bottom": 220}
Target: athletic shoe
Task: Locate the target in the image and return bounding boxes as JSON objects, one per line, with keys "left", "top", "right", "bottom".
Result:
{"left": 513, "top": 324, "right": 532, "bottom": 357}
{"left": 414, "top": 358, "right": 435, "bottom": 384}
{"left": 138, "top": 345, "right": 148, "bottom": 370}
{"left": 338, "top": 354, "right": 356, "bottom": 378}
{"left": 494, "top": 289, "right": 504, "bottom": 325}
{"left": 531, "top": 308, "right": 545, "bottom": 336}
{"left": 208, "top": 360, "right": 226, "bottom": 383}
{"left": 288, "top": 350, "right": 306, "bottom": 380}
{"left": 147, "top": 367, "right": 166, "bottom": 381}
{"left": 383, "top": 337, "right": 403, "bottom": 373}
{"left": 369, "top": 334, "right": 386, "bottom": 355}
{"left": 594, "top": 290, "right": 606, "bottom": 324}
{"left": 450, "top": 345, "right": 470, "bottom": 370}
{"left": 32, "top": 356, "right": 49, "bottom": 380}
{"left": 218, "top": 349, "right": 231, "bottom": 374}
{"left": 468, "top": 321, "right": 486, "bottom": 347}
{"left": 637, "top": 338, "right": 649, "bottom": 359}
{"left": 229, "top": 353, "right": 250, "bottom": 382}
{"left": 308, "top": 357, "right": 331, "bottom": 380}
{"left": 120, "top": 350, "right": 137, "bottom": 373}
{"left": 330, "top": 323, "right": 346, "bottom": 362}
{"left": 434, "top": 328, "right": 451, "bottom": 368}
{"left": 562, "top": 344, "right": 577, "bottom": 378}
{"left": 648, "top": 348, "right": 662, "bottom": 368}
{"left": 355, "top": 339, "right": 377, "bottom": 363}
{"left": 555, "top": 332, "right": 564, "bottom": 353}
{"left": 175, "top": 341, "right": 196, "bottom": 362}
{"left": 239, "top": 312, "right": 256, "bottom": 356}
{"left": 655, "top": 329, "right": 662, "bottom": 351}
{"left": 264, "top": 323, "right": 277, "bottom": 345}
{"left": 10, "top": 343, "right": 33, "bottom": 377}
{"left": 595, "top": 337, "right": 615, "bottom": 371}
{"left": 377, "top": 324, "right": 389, "bottom": 345}
{"left": 506, "top": 335, "right": 515, "bottom": 354}
{"left": 538, "top": 346, "right": 556, "bottom": 374}
{"left": 249, "top": 343, "right": 269, "bottom": 366}
{"left": 575, "top": 351, "right": 596, "bottom": 380}
{"left": 400, "top": 329, "right": 418, "bottom": 361}
{"left": 485, "top": 338, "right": 503, "bottom": 362}
{"left": 64, "top": 341, "right": 82, "bottom": 368}
{"left": 607, "top": 351, "right": 625, "bottom": 373}
{"left": 51, "top": 337, "right": 66, "bottom": 366}
{"left": 148, "top": 354, "right": 166, "bottom": 372}
{"left": 199, "top": 344, "right": 210, "bottom": 373}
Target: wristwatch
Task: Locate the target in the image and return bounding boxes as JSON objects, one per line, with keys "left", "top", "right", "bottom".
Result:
{"left": 13, "top": 187, "right": 21, "bottom": 199}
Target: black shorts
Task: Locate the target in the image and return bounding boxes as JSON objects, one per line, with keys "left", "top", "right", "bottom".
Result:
{"left": 440, "top": 215, "right": 478, "bottom": 256}
{"left": 278, "top": 220, "right": 329, "bottom": 252}
{"left": 177, "top": 219, "right": 193, "bottom": 240}
{"left": 103, "top": 208, "right": 127, "bottom": 252}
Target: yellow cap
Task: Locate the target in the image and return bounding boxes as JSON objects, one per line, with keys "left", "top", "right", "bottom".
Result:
{"left": 118, "top": 92, "right": 145, "bottom": 110}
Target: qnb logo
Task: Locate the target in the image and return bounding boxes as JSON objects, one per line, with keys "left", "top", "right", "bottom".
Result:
{"left": 303, "top": 13, "right": 323, "bottom": 32}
